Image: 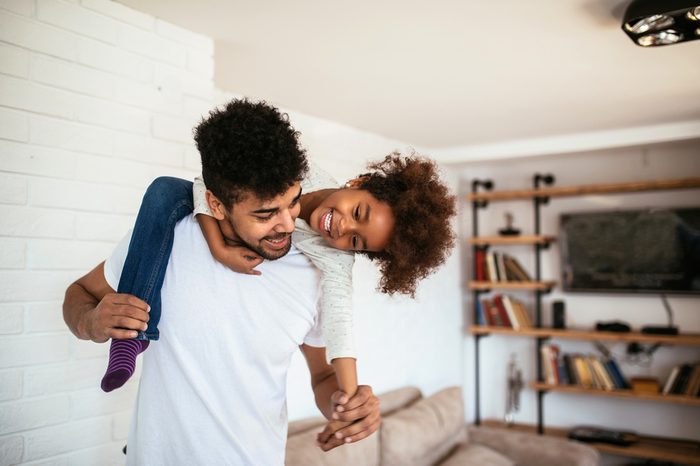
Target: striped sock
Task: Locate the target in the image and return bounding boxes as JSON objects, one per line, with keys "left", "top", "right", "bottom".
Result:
{"left": 101, "top": 339, "right": 150, "bottom": 392}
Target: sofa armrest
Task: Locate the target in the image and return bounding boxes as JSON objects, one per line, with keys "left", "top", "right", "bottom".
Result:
{"left": 467, "top": 426, "right": 600, "bottom": 466}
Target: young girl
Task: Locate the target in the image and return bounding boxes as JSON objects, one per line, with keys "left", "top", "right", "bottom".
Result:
{"left": 103, "top": 153, "right": 455, "bottom": 432}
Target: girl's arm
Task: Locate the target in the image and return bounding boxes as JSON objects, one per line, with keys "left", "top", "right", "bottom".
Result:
{"left": 193, "top": 177, "right": 263, "bottom": 275}
{"left": 332, "top": 357, "right": 358, "bottom": 399}
{"left": 295, "top": 240, "right": 359, "bottom": 433}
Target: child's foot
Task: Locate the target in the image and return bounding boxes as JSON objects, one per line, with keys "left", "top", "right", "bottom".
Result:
{"left": 101, "top": 339, "right": 149, "bottom": 392}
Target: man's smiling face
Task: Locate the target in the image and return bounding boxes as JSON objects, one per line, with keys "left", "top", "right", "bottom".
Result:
{"left": 214, "top": 181, "right": 303, "bottom": 260}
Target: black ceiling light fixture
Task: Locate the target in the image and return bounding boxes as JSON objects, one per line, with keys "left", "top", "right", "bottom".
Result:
{"left": 622, "top": 0, "right": 700, "bottom": 46}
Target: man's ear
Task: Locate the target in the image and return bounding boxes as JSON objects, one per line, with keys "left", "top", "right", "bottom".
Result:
{"left": 205, "top": 190, "right": 227, "bottom": 221}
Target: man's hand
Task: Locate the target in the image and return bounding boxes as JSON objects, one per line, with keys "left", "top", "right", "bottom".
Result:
{"left": 316, "top": 385, "right": 381, "bottom": 452}
{"left": 83, "top": 293, "right": 150, "bottom": 342}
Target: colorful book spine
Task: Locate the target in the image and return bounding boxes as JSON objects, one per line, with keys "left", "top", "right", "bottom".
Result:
{"left": 492, "top": 295, "right": 512, "bottom": 328}
{"left": 474, "top": 249, "right": 486, "bottom": 281}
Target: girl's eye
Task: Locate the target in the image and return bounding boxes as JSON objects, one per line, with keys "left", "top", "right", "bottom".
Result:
{"left": 352, "top": 236, "right": 357, "bottom": 249}
{"left": 354, "top": 206, "right": 360, "bottom": 220}
{"left": 257, "top": 214, "right": 274, "bottom": 221}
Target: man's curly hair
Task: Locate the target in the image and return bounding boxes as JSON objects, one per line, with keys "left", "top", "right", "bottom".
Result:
{"left": 195, "top": 98, "right": 308, "bottom": 208}
{"left": 358, "top": 153, "right": 456, "bottom": 297}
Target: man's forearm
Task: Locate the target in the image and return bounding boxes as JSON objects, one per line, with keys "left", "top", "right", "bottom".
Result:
{"left": 63, "top": 282, "right": 99, "bottom": 341}
{"left": 311, "top": 369, "right": 340, "bottom": 420}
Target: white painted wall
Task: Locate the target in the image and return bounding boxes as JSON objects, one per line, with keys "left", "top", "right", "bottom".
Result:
{"left": 446, "top": 141, "right": 700, "bottom": 463}
{"left": 0, "top": 1, "right": 462, "bottom": 464}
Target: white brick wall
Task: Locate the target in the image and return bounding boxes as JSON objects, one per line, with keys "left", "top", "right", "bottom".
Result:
{"left": 0, "top": 1, "right": 213, "bottom": 463}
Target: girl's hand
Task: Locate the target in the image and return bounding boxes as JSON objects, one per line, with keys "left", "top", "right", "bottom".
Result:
{"left": 215, "top": 245, "right": 263, "bottom": 275}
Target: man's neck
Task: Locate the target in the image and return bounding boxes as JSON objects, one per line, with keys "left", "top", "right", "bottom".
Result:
{"left": 217, "top": 217, "right": 244, "bottom": 247}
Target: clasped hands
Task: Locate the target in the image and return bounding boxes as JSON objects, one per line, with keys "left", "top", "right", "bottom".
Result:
{"left": 316, "top": 385, "right": 381, "bottom": 452}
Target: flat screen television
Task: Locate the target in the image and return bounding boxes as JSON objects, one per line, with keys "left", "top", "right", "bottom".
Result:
{"left": 560, "top": 207, "right": 700, "bottom": 294}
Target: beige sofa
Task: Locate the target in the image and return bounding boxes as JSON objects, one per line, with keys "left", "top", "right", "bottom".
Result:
{"left": 286, "top": 386, "right": 600, "bottom": 466}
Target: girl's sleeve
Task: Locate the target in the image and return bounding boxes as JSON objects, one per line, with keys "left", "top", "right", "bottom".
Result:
{"left": 296, "top": 239, "right": 356, "bottom": 363}
{"left": 193, "top": 176, "right": 214, "bottom": 217}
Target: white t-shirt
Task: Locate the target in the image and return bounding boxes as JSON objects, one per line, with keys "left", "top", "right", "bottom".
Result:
{"left": 193, "top": 162, "right": 356, "bottom": 362}
{"left": 104, "top": 215, "right": 324, "bottom": 466}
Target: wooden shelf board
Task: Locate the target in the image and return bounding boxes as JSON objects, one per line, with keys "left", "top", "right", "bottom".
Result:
{"left": 468, "top": 326, "right": 700, "bottom": 346}
{"left": 468, "top": 280, "right": 556, "bottom": 291}
{"left": 479, "top": 419, "right": 700, "bottom": 465}
{"left": 467, "top": 177, "right": 700, "bottom": 202}
{"left": 469, "top": 235, "right": 556, "bottom": 245}
{"left": 531, "top": 382, "right": 700, "bottom": 407}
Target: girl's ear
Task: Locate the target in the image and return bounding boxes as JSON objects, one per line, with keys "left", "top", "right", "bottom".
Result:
{"left": 205, "top": 190, "right": 227, "bottom": 221}
{"left": 344, "top": 175, "right": 370, "bottom": 189}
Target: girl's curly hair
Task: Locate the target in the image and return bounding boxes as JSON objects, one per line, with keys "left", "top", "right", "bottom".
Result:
{"left": 358, "top": 152, "right": 456, "bottom": 297}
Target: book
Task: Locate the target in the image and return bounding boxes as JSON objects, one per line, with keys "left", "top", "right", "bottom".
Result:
{"left": 496, "top": 252, "right": 508, "bottom": 282}
{"left": 671, "top": 364, "right": 693, "bottom": 394}
{"left": 503, "top": 254, "right": 530, "bottom": 281}
{"left": 492, "top": 295, "right": 512, "bottom": 328}
{"left": 486, "top": 252, "right": 497, "bottom": 282}
{"left": 557, "top": 357, "right": 571, "bottom": 385}
{"left": 541, "top": 345, "right": 557, "bottom": 385}
{"left": 474, "top": 249, "right": 486, "bottom": 281}
{"left": 684, "top": 364, "right": 700, "bottom": 396}
{"left": 662, "top": 365, "right": 681, "bottom": 395}
{"left": 590, "top": 357, "right": 615, "bottom": 391}
{"left": 512, "top": 299, "right": 533, "bottom": 327}
{"left": 475, "top": 299, "right": 486, "bottom": 326}
{"left": 573, "top": 355, "right": 593, "bottom": 388}
{"left": 583, "top": 356, "right": 602, "bottom": 389}
{"left": 563, "top": 354, "right": 579, "bottom": 385}
{"left": 605, "top": 359, "right": 629, "bottom": 389}
{"left": 505, "top": 254, "right": 532, "bottom": 281}
{"left": 502, "top": 295, "right": 520, "bottom": 330}
{"left": 549, "top": 345, "right": 561, "bottom": 385}
{"left": 481, "top": 298, "right": 501, "bottom": 326}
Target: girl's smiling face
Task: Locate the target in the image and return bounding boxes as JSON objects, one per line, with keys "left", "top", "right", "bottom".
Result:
{"left": 308, "top": 188, "right": 395, "bottom": 252}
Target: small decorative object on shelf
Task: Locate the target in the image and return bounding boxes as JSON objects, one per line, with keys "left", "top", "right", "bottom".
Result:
{"left": 498, "top": 212, "right": 521, "bottom": 236}
{"left": 596, "top": 321, "right": 631, "bottom": 332}
{"left": 505, "top": 354, "right": 523, "bottom": 426}
{"left": 630, "top": 377, "right": 661, "bottom": 394}
{"left": 498, "top": 212, "right": 520, "bottom": 236}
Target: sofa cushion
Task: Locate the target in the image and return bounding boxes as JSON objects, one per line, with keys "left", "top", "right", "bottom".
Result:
{"left": 285, "top": 425, "right": 379, "bottom": 466}
{"left": 437, "top": 443, "right": 515, "bottom": 466}
{"left": 380, "top": 387, "right": 466, "bottom": 466}
{"left": 377, "top": 386, "right": 422, "bottom": 416}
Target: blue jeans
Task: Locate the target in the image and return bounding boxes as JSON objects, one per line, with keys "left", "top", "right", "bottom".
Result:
{"left": 117, "top": 177, "right": 194, "bottom": 341}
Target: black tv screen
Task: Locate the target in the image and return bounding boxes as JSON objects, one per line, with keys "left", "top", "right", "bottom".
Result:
{"left": 560, "top": 207, "right": 700, "bottom": 294}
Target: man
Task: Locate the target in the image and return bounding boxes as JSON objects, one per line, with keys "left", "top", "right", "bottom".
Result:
{"left": 63, "top": 99, "right": 380, "bottom": 465}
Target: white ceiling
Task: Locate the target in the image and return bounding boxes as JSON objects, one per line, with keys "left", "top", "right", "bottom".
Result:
{"left": 119, "top": 0, "right": 700, "bottom": 149}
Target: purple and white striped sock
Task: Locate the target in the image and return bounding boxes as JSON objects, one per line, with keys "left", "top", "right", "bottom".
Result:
{"left": 101, "top": 339, "right": 149, "bottom": 392}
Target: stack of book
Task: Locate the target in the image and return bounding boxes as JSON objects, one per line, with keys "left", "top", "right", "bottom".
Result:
{"left": 662, "top": 363, "right": 700, "bottom": 397}
{"left": 474, "top": 250, "right": 531, "bottom": 282}
{"left": 540, "top": 344, "right": 629, "bottom": 390}
{"left": 476, "top": 295, "right": 532, "bottom": 330}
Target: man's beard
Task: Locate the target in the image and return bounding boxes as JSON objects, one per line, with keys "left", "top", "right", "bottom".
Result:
{"left": 225, "top": 218, "right": 292, "bottom": 261}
